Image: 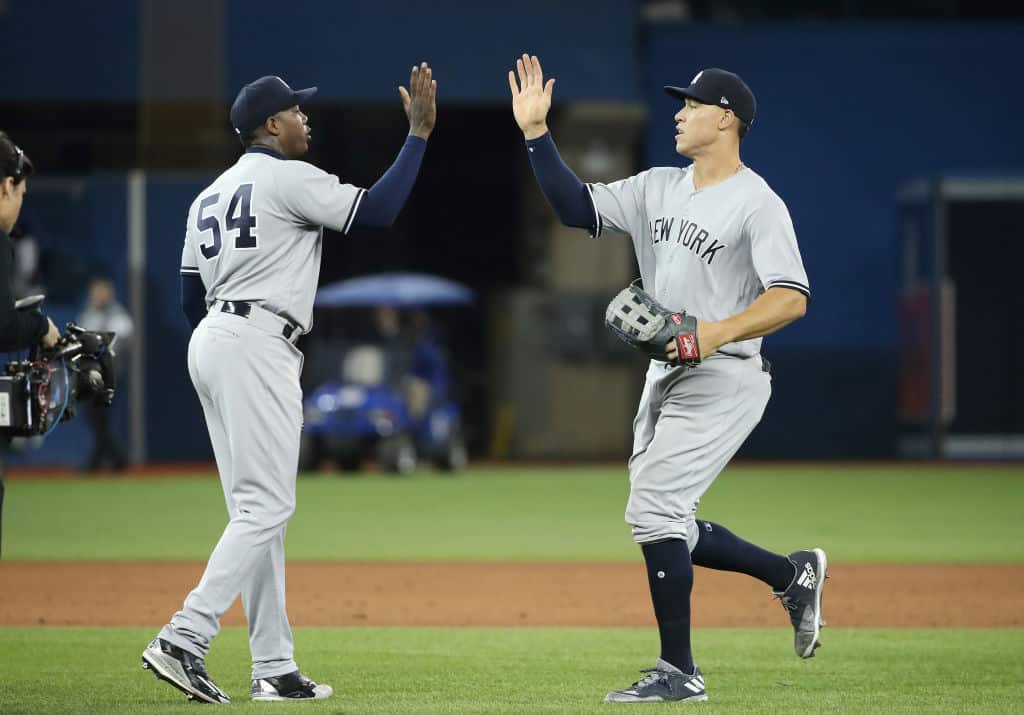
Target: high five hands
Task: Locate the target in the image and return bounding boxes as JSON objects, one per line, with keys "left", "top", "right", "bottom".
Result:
{"left": 508, "top": 54, "right": 555, "bottom": 140}
{"left": 400, "top": 62, "right": 437, "bottom": 140}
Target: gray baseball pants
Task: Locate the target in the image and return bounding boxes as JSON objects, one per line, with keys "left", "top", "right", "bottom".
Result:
{"left": 159, "top": 307, "right": 304, "bottom": 679}
{"left": 626, "top": 354, "right": 771, "bottom": 547}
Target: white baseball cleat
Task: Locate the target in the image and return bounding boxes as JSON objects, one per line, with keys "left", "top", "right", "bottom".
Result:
{"left": 251, "top": 670, "right": 334, "bottom": 701}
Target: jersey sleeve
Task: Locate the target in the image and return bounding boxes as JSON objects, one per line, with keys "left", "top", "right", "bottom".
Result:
{"left": 277, "top": 161, "right": 366, "bottom": 234}
{"left": 586, "top": 170, "right": 651, "bottom": 238}
{"left": 747, "top": 192, "right": 810, "bottom": 299}
{"left": 180, "top": 210, "right": 200, "bottom": 280}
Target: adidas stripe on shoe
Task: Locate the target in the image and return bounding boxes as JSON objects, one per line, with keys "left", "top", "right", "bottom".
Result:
{"left": 774, "top": 548, "right": 829, "bottom": 658}
{"left": 605, "top": 659, "right": 708, "bottom": 703}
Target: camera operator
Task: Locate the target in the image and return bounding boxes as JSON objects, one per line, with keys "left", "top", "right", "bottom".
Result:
{"left": 1, "top": 131, "right": 60, "bottom": 557}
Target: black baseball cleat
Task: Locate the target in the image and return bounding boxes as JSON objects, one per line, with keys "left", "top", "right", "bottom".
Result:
{"left": 141, "top": 637, "right": 231, "bottom": 704}
{"left": 604, "top": 659, "right": 708, "bottom": 703}
{"left": 251, "top": 670, "right": 334, "bottom": 701}
{"left": 774, "top": 547, "right": 829, "bottom": 658}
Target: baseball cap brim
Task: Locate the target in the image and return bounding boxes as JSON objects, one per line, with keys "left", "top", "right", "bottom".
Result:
{"left": 293, "top": 86, "right": 318, "bottom": 105}
{"left": 664, "top": 85, "right": 713, "bottom": 104}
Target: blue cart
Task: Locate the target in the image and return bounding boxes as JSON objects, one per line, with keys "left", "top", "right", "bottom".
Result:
{"left": 298, "top": 273, "right": 472, "bottom": 474}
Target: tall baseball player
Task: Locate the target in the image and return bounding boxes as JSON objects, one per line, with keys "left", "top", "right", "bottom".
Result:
{"left": 142, "top": 66, "right": 437, "bottom": 704}
{"left": 509, "top": 55, "right": 826, "bottom": 703}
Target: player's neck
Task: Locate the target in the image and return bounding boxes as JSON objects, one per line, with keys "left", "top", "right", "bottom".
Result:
{"left": 250, "top": 138, "right": 287, "bottom": 158}
{"left": 690, "top": 147, "right": 744, "bottom": 192}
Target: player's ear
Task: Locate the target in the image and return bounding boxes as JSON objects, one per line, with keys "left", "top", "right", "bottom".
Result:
{"left": 0, "top": 176, "right": 12, "bottom": 198}
{"left": 264, "top": 115, "right": 281, "bottom": 138}
{"left": 718, "top": 108, "right": 734, "bottom": 132}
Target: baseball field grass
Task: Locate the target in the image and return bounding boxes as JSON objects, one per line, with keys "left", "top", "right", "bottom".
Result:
{"left": 1, "top": 627, "right": 1022, "bottom": 713}
{"left": 2, "top": 464, "right": 1022, "bottom": 713}
{"left": 4, "top": 464, "right": 1023, "bottom": 562}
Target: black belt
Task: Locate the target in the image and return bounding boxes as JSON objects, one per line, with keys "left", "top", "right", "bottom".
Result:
{"left": 219, "top": 300, "right": 251, "bottom": 318}
{"left": 219, "top": 301, "right": 300, "bottom": 341}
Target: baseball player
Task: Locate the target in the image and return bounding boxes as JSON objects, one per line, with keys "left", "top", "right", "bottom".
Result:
{"left": 509, "top": 55, "right": 826, "bottom": 703}
{"left": 142, "top": 66, "right": 437, "bottom": 704}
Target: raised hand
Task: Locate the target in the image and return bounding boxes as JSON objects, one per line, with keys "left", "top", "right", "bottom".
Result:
{"left": 400, "top": 62, "right": 437, "bottom": 140}
{"left": 508, "top": 54, "right": 555, "bottom": 140}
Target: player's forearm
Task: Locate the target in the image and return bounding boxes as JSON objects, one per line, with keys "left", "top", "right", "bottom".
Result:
{"left": 710, "top": 287, "right": 807, "bottom": 347}
{"left": 525, "top": 132, "right": 595, "bottom": 230}
{"left": 354, "top": 136, "right": 427, "bottom": 228}
{"left": 180, "top": 274, "right": 206, "bottom": 330}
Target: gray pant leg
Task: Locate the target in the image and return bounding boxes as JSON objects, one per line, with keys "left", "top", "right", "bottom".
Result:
{"left": 177, "top": 350, "right": 297, "bottom": 680}
{"left": 627, "top": 368, "right": 661, "bottom": 479}
{"left": 243, "top": 525, "right": 295, "bottom": 679}
{"left": 626, "top": 356, "right": 771, "bottom": 546}
{"left": 161, "top": 317, "right": 301, "bottom": 678}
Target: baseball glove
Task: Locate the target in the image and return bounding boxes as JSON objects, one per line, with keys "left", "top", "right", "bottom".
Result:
{"left": 604, "top": 279, "right": 701, "bottom": 367}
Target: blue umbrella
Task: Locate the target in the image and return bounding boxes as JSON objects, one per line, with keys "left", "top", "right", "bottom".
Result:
{"left": 315, "top": 272, "right": 475, "bottom": 308}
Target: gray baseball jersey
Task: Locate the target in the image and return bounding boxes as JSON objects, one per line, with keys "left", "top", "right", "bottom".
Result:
{"left": 180, "top": 150, "right": 365, "bottom": 332}
{"left": 588, "top": 166, "right": 809, "bottom": 358}
{"left": 160, "top": 149, "right": 365, "bottom": 679}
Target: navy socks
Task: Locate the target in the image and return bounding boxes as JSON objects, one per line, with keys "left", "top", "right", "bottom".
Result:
{"left": 641, "top": 539, "right": 694, "bottom": 674}
{"left": 640, "top": 524, "right": 796, "bottom": 673}
{"left": 690, "top": 520, "right": 795, "bottom": 592}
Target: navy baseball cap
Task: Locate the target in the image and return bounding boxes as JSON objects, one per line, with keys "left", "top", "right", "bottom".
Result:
{"left": 230, "top": 76, "right": 318, "bottom": 135}
{"left": 664, "top": 68, "right": 756, "bottom": 126}
{"left": 0, "top": 132, "right": 34, "bottom": 183}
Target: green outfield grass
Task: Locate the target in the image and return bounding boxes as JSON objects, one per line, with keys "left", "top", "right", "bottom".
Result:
{"left": 5, "top": 464, "right": 1023, "bottom": 562}
{"left": 0, "top": 626, "right": 1021, "bottom": 713}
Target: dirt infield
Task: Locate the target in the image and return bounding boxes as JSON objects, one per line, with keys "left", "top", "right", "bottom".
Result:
{"left": 2, "top": 562, "right": 1021, "bottom": 628}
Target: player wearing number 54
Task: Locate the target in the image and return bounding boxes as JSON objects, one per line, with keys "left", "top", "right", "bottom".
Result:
{"left": 140, "top": 67, "right": 437, "bottom": 705}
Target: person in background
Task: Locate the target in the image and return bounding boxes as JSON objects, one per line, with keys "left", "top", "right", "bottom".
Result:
{"left": 76, "top": 276, "right": 134, "bottom": 471}
{"left": 9, "top": 221, "right": 46, "bottom": 298}
{"left": 372, "top": 305, "right": 405, "bottom": 384}
{"left": 0, "top": 131, "right": 60, "bottom": 557}
{"left": 406, "top": 309, "right": 449, "bottom": 420}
